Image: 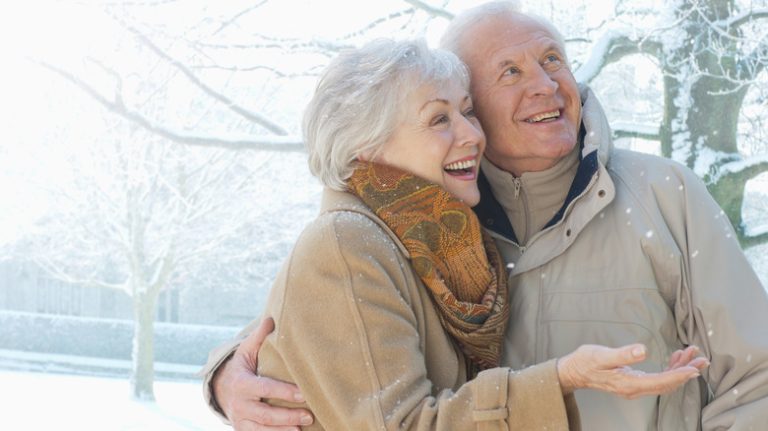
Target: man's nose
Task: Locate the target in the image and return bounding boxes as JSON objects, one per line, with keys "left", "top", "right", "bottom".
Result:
{"left": 526, "top": 64, "right": 559, "bottom": 96}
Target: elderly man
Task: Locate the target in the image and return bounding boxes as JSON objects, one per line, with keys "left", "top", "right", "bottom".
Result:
{"left": 203, "top": 2, "right": 768, "bottom": 430}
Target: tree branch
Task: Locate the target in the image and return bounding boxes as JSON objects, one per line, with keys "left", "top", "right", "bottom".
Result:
{"left": 741, "top": 230, "right": 768, "bottom": 249}
{"left": 725, "top": 8, "right": 768, "bottom": 29}
{"left": 740, "top": 40, "right": 768, "bottom": 77}
{"left": 190, "top": 63, "right": 322, "bottom": 78}
{"left": 211, "top": 0, "right": 269, "bottom": 35}
{"left": 612, "top": 122, "right": 661, "bottom": 141}
{"left": 38, "top": 61, "right": 304, "bottom": 152}
{"left": 338, "top": 8, "right": 417, "bottom": 40}
{"left": 191, "top": 37, "right": 352, "bottom": 55}
{"left": 118, "top": 21, "right": 291, "bottom": 136}
{"left": 716, "top": 155, "right": 768, "bottom": 185}
{"left": 402, "top": 0, "right": 453, "bottom": 19}
{"left": 574, "top": 30, "right": 662, "bottom": 83}
{"left": 33, "top": 256, "right": 130, "bottom": 294}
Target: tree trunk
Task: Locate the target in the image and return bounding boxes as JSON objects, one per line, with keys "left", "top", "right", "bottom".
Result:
{"left": 130, "top": 289, "right": 158, "bottom": 400}
{"left": 659, "top": 0, "right": 762, "bottom": 245}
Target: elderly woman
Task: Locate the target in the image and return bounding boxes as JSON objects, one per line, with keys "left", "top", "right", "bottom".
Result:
{"left": 204, "top": 39, "right": 706, "bottom": 430}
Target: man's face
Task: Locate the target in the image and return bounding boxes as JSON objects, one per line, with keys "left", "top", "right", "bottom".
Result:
{"left": 462, "top": 13, "right": 581, "bottom": 176}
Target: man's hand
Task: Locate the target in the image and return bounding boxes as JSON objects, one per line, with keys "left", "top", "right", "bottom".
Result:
{"left": 212, "top": 317, "right": 314, "bottom": 431}
{"left": 557, "top": 344, "right": 709, "bottom": 399}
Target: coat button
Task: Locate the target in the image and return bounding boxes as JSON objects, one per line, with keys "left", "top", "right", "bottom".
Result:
{"left": 566, "top": 228, "right": 572, "bottom": 237}
{"left": 598, "top": 189, "right": 606, "bottom": 197}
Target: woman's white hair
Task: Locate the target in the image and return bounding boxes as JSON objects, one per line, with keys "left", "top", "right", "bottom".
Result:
{"left": 440, "top": 1, "right": 567, "bottom": 63}
{"left": 303, "top": 38, "right": 469, "bottom": 191}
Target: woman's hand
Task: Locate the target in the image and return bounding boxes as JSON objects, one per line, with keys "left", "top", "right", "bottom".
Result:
{"left": 556, "top": 344, "right": 709, "bottom": 399}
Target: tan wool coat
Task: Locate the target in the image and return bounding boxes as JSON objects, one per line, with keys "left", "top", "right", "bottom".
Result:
{"left": 202, "top": 189, "right": 580, "bottom": 430}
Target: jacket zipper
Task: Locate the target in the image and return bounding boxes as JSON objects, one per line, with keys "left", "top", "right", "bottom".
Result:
{"left": 513, "top": 177, "right": 532, "bottom": 244}
{"left": 513, "top": 177, "right": 522, "bottom": 199}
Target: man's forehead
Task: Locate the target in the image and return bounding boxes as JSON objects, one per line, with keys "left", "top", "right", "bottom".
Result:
{"left": 470, "top": 13, "right": 564, "bottom": 57}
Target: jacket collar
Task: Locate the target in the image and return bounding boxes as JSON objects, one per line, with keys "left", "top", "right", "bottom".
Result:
{"left": 473, "top": 85, "right": 610, "bottom": 242}
{"left": 319, "top": 187, "right": 411, "bottom": 258}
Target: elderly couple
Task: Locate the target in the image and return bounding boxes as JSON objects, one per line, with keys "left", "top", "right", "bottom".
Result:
{"left": 203, "top": 2, "right": 768, "bottom": 430}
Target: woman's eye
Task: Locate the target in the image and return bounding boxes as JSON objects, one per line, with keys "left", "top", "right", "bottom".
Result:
{"left": 431, "top": 114, "right": 449, "bottom": 126}
{"left": 463, "top": 107, "right": 476, "bottom": 118}
{"left": 503, "top": 66, "right": 520, "bottom": 76}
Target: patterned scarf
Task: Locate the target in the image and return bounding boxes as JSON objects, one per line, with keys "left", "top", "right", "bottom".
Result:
{"left": 347, "top": 161, "right": 510, "bottom": 372}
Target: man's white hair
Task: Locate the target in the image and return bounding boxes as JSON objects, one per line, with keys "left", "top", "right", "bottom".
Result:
{"left": 303, "top": 38, "right": 469, "bottom": 191}
{"left": 440, "top": 1, "right": 568, "bottom": 63}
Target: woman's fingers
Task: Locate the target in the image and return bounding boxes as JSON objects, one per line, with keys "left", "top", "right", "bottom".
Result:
{"left": 559, "top": 343, "right": 710, "bottom": 399}
{"left": 613, "top": 366, "right": 701, "bottom": 399}
{"left": 666, "top": 345, "right": 701, "bottom": 370}
{"left": 591, "top": 343, "right": 648, "bottom": 368}
{"left": 558, "top": 344, "right": 647, "bottom": 393}
{"left": 687, "top": 356, "right": 710, "bottom": 371}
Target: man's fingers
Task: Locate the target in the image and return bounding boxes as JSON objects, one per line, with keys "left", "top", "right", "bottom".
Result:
{"left": 232, "top": 400, "right": 313, "bottom": 428}
{"left": 238, "top": 317, "right": 276, "bottom": 358}
{"left": 234, "top": 418, "right": 300, "bottom": 431}
{"left": 242, "top": 375, "right": 305, "bottom": 404}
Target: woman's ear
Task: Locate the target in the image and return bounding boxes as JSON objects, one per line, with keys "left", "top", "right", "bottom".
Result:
{"left": 357, "top": 148, "right": 374, "bottom": 162}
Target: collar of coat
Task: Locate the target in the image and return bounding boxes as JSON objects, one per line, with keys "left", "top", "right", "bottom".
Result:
{"left": 473, "top": 85, "right": 613, "bottom": 243}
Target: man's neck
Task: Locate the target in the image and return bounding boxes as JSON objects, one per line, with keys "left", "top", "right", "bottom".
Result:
{"left": 481, "top": 144, "right": 580, "bottom": 244}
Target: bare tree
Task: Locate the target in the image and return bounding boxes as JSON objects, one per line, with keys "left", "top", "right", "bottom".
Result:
{"left": 29, "top": 121, "right": 266, "bottom": 399}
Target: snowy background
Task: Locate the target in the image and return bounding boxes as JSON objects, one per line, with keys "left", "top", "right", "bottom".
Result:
{"left": 0, "top": 0, "right": 766, "bottom": 429}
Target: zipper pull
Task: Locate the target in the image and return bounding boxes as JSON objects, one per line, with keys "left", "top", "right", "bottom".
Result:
{"left": 513, "top": 177, "right": 522, "bottom": 199}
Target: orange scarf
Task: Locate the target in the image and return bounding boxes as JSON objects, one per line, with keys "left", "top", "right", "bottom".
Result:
{"left": 347, "top": 162, "right": 509, "bottom": 372}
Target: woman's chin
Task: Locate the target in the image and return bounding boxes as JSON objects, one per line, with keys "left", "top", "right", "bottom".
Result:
{"left": 448, "top": 188, "right": 480, "bottom": 206}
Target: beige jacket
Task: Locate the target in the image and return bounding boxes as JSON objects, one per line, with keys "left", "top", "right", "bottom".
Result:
{"left": 474, "top": 86, "right": 768, "bottom": 430}
{"left": 203, "top": 189, "right": 580, "bottom": 430}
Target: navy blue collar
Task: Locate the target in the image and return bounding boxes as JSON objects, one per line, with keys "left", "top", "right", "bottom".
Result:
{"left": 473, "top": 126, "right": 594, "bottom": 242}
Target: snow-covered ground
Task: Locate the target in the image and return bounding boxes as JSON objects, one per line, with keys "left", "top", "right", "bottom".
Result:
{"left": 0, "top": 370, "right": 229, "bottom": 431}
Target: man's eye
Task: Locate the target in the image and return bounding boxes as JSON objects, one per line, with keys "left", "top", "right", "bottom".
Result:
{"left": 545, "top": 54, "right": 560, "bottom": 63}
{"left": 503, "top": 66, "right": 520, "bottom": 76}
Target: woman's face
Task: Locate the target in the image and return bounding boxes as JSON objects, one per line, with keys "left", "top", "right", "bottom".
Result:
{"left": 374, "top": 78, "right": 486, "bottom": 206}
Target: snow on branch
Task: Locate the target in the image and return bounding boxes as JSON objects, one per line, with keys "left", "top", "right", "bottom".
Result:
{"left": 33, "top": 255, "right": 130, "bottom": 294}
{"left": 723, "top": 8, "right": 768, "bottom": 29}
{"left": 38, "top": 61, "right": 304, "bottom": 152}
{"left": 716, "top": 154, "right": 768, "bottom": 185}
{"left": 574, "top": 29, "right": 661, "bottom": 84}
{"left": 338, "top": 8, "right": 418, "bottom": 40}
{"left": 743, "top": 41, "right": 768, "bottom": 76}
{"left": 402, "top": 0, "right": 454, "bottom": 20}
{"left": 611, "top": 121, "right": 661, "bottom": 141}
{"left": 190, "top": 38, "right": 354, "bottom": 56}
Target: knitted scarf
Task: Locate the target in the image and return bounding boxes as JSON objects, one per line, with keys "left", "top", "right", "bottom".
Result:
{"left": 347, "top": 161, "right": 510, "bottom": 372}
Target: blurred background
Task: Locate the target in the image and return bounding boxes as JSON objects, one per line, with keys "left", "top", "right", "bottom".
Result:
{"left": 0, "top": 0, "right": 766, "bottom": 429}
